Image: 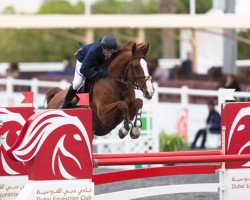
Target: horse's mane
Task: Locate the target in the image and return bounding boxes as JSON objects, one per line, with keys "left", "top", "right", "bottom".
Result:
{"left": 115, "top": 41, "right": 149, "bottom": 57}
{"left": 119, "top": 41, "right": 134, "bottom": 51}
{"left": 104, "top": 41, "right": 149, "bottom": 68}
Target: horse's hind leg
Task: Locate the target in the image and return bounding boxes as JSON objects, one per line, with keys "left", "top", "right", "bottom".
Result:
{"left": 128, "top": 98, "right": 143, "bottom": 139}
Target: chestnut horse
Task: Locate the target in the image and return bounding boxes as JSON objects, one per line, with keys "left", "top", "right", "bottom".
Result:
{"left": 45, "top": 41, "right": 155, "bottom": 139}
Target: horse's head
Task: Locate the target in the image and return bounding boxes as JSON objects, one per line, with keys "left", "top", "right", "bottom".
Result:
{"left": 126, "top": 42, "right": 155, "bottom": 99}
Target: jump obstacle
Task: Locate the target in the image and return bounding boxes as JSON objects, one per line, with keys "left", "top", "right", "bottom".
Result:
{"left": 1, "top": 97, "right": 250, "bottom": 199}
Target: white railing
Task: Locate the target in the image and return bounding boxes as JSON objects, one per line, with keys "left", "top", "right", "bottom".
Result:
{"left": 1, "top": 77, "right": 250, "bottom": 107}
{"left": 155, "top": 85, "right": 250, "bottom": 107}
{"left": 1, "top": 77, "right": 69, "bottom": 93}
{"left": 0, "top": 77, "right": 69, "bottom": 108}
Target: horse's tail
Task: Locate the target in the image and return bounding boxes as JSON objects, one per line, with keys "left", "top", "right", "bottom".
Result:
{"left": 45, "top": 87, "right": 63, "bottom": 104}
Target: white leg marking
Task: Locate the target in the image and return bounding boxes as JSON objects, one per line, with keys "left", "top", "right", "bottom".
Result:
{"left": 140, "top": 59, "right": 154, "bottom": 97}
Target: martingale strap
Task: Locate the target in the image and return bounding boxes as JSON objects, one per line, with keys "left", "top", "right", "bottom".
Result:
{"left": 98, "top": 77, "right": 139, "bottom": 100}
{"left": 98, "top": 79, "right": 121, "bottom": 96}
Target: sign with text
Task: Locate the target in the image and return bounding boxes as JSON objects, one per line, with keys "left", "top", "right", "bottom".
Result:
{"left": 0, "top": 176, "right": 28, "bottom": 200}
{"left": 223, "top": 169, "right": 250, "bottom": 200}
{"left": 16, "top": 180, "right": 94, "bottom": 200}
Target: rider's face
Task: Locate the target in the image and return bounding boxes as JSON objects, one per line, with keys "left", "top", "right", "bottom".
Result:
{"left": 103, "top": 49, "right": 112, "bottom": 59}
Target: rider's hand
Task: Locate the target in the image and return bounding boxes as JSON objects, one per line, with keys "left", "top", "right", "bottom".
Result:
{"left": 100, "top": 69, "right": 109, "bottom": 78}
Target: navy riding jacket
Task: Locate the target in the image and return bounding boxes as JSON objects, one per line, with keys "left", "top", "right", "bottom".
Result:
{"left": 75, "top": 40, "right": 105, "bottom": 80}
{"left": 206, "top": 109, "right": 221, "bottom": 133}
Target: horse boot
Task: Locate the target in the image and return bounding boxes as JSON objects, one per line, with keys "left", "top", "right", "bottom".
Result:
{"left": 60, "top": 84, "right": 77, "bottom": 109}
{"left": 119, "top": 117, "right": 132, "bottom": 139}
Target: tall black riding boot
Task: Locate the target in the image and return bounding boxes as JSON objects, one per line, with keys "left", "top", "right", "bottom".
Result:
{"left": 200, "top": 130, "right": 207, "bottom": 149}
{"left": 191, "top": 129, "right": 203, "bottom": 149}
{"left": 60, "top": 84, "right": 77, "bottom": 109}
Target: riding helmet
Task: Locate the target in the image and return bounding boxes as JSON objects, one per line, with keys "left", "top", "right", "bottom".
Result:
{"left": 101, "top": 35, "right": 118, "bottom": 53}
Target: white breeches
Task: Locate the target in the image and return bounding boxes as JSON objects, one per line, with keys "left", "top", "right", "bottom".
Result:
{"left": 72, "top": 60, "right": 85, "bottom": 90}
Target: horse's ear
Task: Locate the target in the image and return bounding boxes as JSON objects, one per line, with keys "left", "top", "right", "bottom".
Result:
{"left": 143, "top": 42, "right": 150, "bottom": 55}
{"left": 131, "top": 43, "right": 137, "bottom": 55}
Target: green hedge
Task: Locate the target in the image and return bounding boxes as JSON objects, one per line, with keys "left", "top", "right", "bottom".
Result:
{"left": 159, "top": 130, "right": 189, "bottom": 152}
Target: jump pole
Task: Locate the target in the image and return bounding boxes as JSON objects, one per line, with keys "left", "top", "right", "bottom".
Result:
{"left": 94, "top": 154, "right": 250, "bottom": 167}
{"left": 93, "top": 149, "right": 222, "bottom": 159}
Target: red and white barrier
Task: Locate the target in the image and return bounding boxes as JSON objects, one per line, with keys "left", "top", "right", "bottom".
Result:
{"left": 0, "top": 107, "right": 34, "bottom": 199}
{"left": 10, "top": 109, "right": 94, "bottom": 199}
{"left": 1, "top": 97, "right": 250, "bottom": 199}
{"left": 219, "top": 103, "right": 250, "bottom": 200}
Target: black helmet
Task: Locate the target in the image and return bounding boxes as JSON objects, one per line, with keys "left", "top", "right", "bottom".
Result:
{"left": 101, "top": 35, "right": 118, "bottom": 53}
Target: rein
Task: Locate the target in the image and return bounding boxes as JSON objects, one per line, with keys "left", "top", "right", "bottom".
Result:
{"left": 99, "top": 76, "right": 140, "bottom": 100}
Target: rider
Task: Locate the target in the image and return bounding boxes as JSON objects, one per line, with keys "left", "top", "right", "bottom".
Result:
{"left": 60, "top": 35, "right": 118, "bottom": 108}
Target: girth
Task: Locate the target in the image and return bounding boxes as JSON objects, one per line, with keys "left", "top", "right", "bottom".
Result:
{"left": 92, "top": 111, "right": 112, "bottom": 136}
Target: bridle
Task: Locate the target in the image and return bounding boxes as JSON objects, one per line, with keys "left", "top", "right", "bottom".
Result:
{"left": 128, "top": 56, "right": 150, "bottom": 78}
{"left": 124, "top": 55, "right": 152, "bottom": 90}
{"left": 98, "top": 54, "right": 152, "bottom": 100}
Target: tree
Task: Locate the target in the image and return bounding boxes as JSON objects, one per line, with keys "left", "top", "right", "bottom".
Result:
{"left": 38, "top": 0, "right": 84, "bottom": 14}
{"left": 5, "top": 0, "right": 245, "bottom": 62}
{"left": 92, "top": 0, "right": 161, "bottom": 59}
{"left": 176, "top": 0, "right": 212, "bottom": 14}
{"left": 2, "top": 6, "right": 15, "bottom": 14}
{"left": 0, "top": 0, "right": 84, "bottom": 62}
{"left": 238, "top": 31, "right": 250, "bottom": 59}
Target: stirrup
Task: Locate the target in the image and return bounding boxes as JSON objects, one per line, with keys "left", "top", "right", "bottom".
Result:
{"left": 59, "top": 104, "right": 63, "bottom": 109}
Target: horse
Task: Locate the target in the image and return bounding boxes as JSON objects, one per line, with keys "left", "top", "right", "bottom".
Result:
{"left": 45, "top": 41, "right": 155, "bottom": 139}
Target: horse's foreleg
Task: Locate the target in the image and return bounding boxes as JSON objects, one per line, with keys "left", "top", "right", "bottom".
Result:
{"left": 128, "top": 98, "right": 143, "bottom": 139}
{"left": 128, "top": 98, "right": 143, "bottom": 120}
{"left": 98, "top": 101, "right": 128, "bottom": 126}
{"left": 118, "top": 116, "right": 133, "bottom": 139}
{"left": 116, "top": 101, "right": 132, "bottom": 139}
{"left": 98, "top": 101, "right": 132, "bottom": 139}
{"left": 130, "top": 108, "right": 142, "bottom": 139}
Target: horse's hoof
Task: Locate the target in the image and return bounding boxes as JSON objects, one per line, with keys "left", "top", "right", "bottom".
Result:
{"left": 119, "top": 127, "right": 129, "bottom": 139}
{"left": 130, "top": 127, "right": 141, "bottom": 139}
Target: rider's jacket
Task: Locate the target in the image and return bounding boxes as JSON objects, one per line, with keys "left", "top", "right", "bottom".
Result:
{"left": 75, "top": 40, "right": 105, "bottom": 80}
{"left": 206, "top": 109, "right": 221, "bottom": 133}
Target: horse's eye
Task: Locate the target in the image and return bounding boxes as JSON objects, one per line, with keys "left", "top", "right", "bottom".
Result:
{"left": 134, "top": 65, "right": 141, "bottom": 72}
